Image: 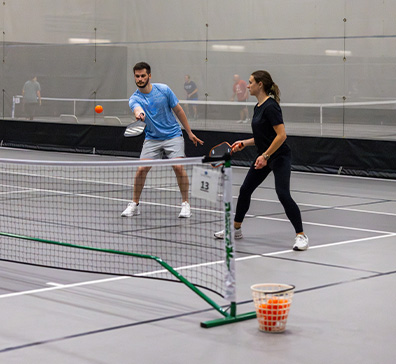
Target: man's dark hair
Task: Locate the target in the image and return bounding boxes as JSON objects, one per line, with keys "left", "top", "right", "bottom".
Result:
{"left": 133, "top": 62, "right": 151, "bottom": 74}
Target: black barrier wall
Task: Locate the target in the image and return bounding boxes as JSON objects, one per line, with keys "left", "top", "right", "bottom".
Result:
{"left": 0, "top": 120, "right": 395, "bottom": 179}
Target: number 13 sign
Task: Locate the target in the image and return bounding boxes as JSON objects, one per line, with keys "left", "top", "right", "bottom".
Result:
{"left": 191, "top": 166, "right": 220, "bottom": 203}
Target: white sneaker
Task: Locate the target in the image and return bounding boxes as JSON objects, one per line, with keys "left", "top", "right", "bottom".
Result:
{"left": 236, "top": 119, "right": 244, "bottom": 124}
{"left": 178, "top": 201, "right": 191, "bottom": 218}
{"left": 214, "top": 228, "right": 243, "bottom": 240}
{"left": 121, "top": 202, "right": 140, "bottom": 217}
{"left": 293, "top": 234, "right": 309, "bottom": 251}
{"left": 243, "top": 118, "right": 250, "bottom": 124}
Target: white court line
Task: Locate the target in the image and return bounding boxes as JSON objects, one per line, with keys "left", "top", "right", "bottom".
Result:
{"left": 0, "top": 184, "right": 222, "bottom": 215}
{"left": 335, "top": 207, "right": 396, "bottom": 217}
{"left": 233, "top": 165, "right": 396, "bottom": 183}
{"left": 237, "top": 195, "right": 396, "bottom": 217}
{"left": 256, "top": 215, "right": 396, "bottom": 235}
{"left": 0, "top": 169, "right": 394, "bottom": 299}
{"left": 1, "top": 232, "right": 395, "bottom": 300}
{"left": 46, "top": 282, "right": 65, "bottom": 287}
{"left": 2, "top": 172, "right": 393, "bottom": 218}
{"left": 291, "top": 169, "right": 396, "bottom": 183}
{"left": 0, "top": 276, "right": 130, "bottom": 299}
{"left": 0, "top": 189, "right": 41, "bottom": 196}
{"left": 236, "top": 211, "right": 396, "bottom": 235}
{"left": 236, "top": 233, "right": 396, "bottom": 261}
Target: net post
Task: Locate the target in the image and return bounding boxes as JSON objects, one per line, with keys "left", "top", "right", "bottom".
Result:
{"left": 230, "top": 302, "right": 237, "bottom": 317}
{"left": 200, "top": 156, "right": 257, "bottom": 328}
{"left": 222, "top": 158, "right": 236, "bottom": 307}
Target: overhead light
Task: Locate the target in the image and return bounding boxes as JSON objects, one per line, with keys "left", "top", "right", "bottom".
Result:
{"left": 325, "top": 50, "right": 352, "bottom": 56}
{"left": 68, "top": 38, "right": 111, "bottom": 44}
{"left": 211, "top": 44, "right": 245, "bottom": 52}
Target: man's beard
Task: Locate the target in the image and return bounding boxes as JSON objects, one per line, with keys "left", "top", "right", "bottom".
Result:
{"left": 136, "top": 79, "right": 149, "bottom": 89}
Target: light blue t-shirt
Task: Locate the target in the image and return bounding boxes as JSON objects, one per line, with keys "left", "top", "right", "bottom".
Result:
{"left": 129, "top": 83, "right": 182, "bottom": 140}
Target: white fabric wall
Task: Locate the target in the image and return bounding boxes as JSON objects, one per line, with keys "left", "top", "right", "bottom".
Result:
{"left": 1, "top": 0, "right": 395, "bottom": 127}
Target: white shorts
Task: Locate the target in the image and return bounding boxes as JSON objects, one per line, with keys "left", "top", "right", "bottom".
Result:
{"left": 140, "top": 136, "right": 185, "bottom": 159}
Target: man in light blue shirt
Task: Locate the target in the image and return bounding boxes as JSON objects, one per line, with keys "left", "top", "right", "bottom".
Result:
{"left": 129, "top": 82, "right": 183, "bottom": 141}
{"left": 121, "top": 62, "right": 203, "bottom": 218}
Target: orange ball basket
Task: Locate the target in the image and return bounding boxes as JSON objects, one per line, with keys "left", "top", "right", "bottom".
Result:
{"left": 251, "top": 283, "right": 295, "bottom": 333}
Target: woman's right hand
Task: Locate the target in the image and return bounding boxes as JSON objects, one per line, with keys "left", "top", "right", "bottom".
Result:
{"left": 231, "top": 141, "right": 245, "bottom": 153}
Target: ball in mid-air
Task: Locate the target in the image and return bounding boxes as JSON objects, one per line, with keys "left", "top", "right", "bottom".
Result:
{"left": 95, "top": 105, "right": 103, "bottom": 113}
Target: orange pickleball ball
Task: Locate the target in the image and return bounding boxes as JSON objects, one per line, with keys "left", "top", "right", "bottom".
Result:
{"left": 95, "top": 105, "right": 103, "bottom": 113}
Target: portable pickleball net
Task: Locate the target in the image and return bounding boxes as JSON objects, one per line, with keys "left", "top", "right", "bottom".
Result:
{"left": 0, "top": 155, "right": 256, "bottom": 327}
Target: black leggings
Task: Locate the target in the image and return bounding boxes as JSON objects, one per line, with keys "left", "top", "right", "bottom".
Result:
{"left": 234, "top": 152, "right": 303, "bottom": 234}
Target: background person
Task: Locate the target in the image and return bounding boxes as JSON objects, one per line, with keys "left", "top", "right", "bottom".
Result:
{"left": 22, "top": 76, "right": 41, "bottom": 120}
{"left": 183, "top": 75, "right": 199, "bottom": 120}
{"left": 231, "top": 74, "right": 249, "bottom": 123}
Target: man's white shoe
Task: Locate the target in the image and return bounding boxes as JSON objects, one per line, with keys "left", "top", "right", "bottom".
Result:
{"left": 214, "top": 228, "right": 243, "bottom": 240}
{"left": 293, "top": 234, "right": 309, "bottom": 251}
{"left": 178, "top": 201, "right": 191, "bottom": 218}
{"left": 121, "top": 202, "right": 140, "bottom": 217}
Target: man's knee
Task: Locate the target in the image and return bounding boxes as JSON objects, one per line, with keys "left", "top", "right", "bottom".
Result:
{"left": 172, "top": 165, "right": 185, "bottom": 175}
{"left": 136, "top": 166, "right": 151, "bottom": 177}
